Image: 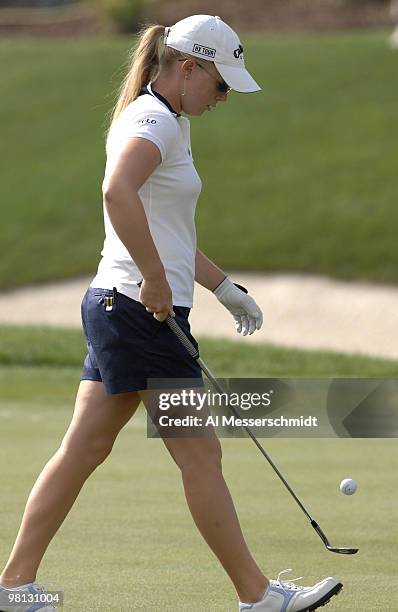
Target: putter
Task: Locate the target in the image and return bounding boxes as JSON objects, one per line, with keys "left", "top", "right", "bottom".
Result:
{"left": 165, "top": 314, "right": 359, "bottom": 555}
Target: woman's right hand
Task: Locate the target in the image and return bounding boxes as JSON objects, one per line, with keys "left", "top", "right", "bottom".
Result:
{"left": 139, "top": 277, "right": 175, "bottom": 322}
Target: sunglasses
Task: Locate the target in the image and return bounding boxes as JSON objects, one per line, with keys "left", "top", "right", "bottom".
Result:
{"left": 178, "top": 58, "right": 231, "bottom": 94}
{"left": 195, "top": 61, "right": 231, "bottom": 94}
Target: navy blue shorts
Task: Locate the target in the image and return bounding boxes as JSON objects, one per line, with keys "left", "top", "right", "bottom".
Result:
{"left": 80, "top": 287, "right": 203, "bottom": 395}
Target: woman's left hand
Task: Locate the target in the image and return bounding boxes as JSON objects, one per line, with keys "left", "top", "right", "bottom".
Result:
{"left": 213, "top": 277, "right": 263, "bottom": 336}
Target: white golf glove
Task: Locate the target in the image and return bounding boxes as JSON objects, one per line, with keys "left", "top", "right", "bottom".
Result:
{"left": 213, "top": 277, "right": 263, "bottom": 336}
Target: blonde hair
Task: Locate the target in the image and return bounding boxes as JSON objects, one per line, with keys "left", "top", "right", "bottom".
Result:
{"left": 107, "top": 24, "right": 187, "bottom": 132}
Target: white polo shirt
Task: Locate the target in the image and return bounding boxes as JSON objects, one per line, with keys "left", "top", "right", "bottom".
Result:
{"left": 90, "top": 83, "right": 202, "bottom": 307}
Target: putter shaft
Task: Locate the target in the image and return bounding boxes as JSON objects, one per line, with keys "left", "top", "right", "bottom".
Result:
{"left": 165, "top": 315, "right": 358, "bottom": 555}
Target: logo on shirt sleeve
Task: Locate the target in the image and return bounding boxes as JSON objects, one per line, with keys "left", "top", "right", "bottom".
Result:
{"left": 138, "top": 117, "right": 158, "bottom": 125}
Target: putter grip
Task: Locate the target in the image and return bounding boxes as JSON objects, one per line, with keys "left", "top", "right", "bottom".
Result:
{"left": 166, "top": 315, "right": 199, "bottom": 359}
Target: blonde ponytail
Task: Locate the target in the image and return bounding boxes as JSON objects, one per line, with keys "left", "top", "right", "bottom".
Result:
{"left": 108, "top": 24, "right": 165, "bottom": 129}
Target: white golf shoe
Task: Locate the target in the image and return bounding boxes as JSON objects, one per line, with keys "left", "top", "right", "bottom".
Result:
{"left": 239, "top": 569, "right": 343, "bottom": 611}
{"left": 0, "top": 582, "right": 56, "bottom": 612}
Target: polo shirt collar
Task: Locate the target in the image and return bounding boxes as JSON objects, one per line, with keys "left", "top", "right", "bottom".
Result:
{"left": 139, "top": 82, "right": 181, "bottom": 117}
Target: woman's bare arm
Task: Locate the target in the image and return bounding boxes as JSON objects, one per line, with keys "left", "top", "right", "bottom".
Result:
{"left": 103, "top": 137, "right": 173, "bottom": 320}
{"left": 195, "top": 248, "right": 226, "bottom": 291}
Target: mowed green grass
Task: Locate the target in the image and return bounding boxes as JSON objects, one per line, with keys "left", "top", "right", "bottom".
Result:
{"left": 1, "top": 29, "right": 398, "bottom": 289}
{"left": 0, "top": 327, "right": 397, "bottom": 609}
{"left": 0, "top": 366, "right": 397, "bottom": 611}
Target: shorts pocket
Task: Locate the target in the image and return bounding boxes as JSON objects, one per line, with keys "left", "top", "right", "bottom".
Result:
{"left": 85, "top": 291, "right": 120, "bottom": 348}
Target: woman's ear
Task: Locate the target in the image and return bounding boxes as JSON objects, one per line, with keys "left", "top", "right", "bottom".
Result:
{"left": 181, "top": 59, "right": 195, "bottom": 78}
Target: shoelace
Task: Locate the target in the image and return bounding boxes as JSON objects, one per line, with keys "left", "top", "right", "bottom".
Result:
{"left": 274, "top": 568, "right": 305, "bottom": 592}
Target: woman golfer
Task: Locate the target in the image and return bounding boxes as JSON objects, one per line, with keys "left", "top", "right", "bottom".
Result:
{"left": 0, "top": 15, "right": 342, "bottom": 611}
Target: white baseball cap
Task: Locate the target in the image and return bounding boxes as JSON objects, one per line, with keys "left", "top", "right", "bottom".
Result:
{"left": 164, "top": 14, "right": 261, "bottom": 93}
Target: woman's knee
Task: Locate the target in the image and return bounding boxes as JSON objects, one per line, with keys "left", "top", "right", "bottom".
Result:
{"left": 167, "top": 436, "right": 223, "bottom": 474}
{"left": 59, "top": 435, "right": 114, "bottom": 470}
{"left": 60, "top": 418, "right": 118, "bottom": 470}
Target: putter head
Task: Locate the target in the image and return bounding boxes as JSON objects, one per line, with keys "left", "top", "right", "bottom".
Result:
{"left": 311, "top": 520, "right": 359, "bottom": 555}
{"left": 327, "top": 545, "right": 359, "bottom": 555}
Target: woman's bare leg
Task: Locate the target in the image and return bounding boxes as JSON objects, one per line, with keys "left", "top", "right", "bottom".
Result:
{"left": 0, "top": 381, "right": 140, "bottom": 588}
{"left": 163, "top": 434, "right": 268, "bottom": 603}
{"left": 143, "top": 391, "right": 268, "bottom": 605}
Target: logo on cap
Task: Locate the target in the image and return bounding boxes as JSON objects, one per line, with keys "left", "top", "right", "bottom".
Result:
{"left": 233, "top": 45, "right": 244, "bottom": 59}
{"left": 193, "top": 43, "right": 216, "bottom": 59}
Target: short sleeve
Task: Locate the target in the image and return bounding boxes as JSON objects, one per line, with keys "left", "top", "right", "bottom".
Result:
{"left": 125, "top": 110, "right": 177, "bottom": 162}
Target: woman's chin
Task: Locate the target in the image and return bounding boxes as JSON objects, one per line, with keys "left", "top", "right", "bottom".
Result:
{"left": 182, "top": 105, "right": 207, "bottom": 117}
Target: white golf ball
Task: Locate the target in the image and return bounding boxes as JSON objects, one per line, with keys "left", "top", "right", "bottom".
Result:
{"left": 340, "top": 478, "right": 357, "bottom": 495}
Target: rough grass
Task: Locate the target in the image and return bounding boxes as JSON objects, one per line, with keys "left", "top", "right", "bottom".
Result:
{"left": 1, "top": 30, "right": 398, "bottom": 289}
{"left": 1, "top": 324, "right": 398, "bottom": 376}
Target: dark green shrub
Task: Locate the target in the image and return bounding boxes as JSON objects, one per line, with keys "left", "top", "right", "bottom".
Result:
{"left": 96, "top": 0, "right": 145, "bottom": 33}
